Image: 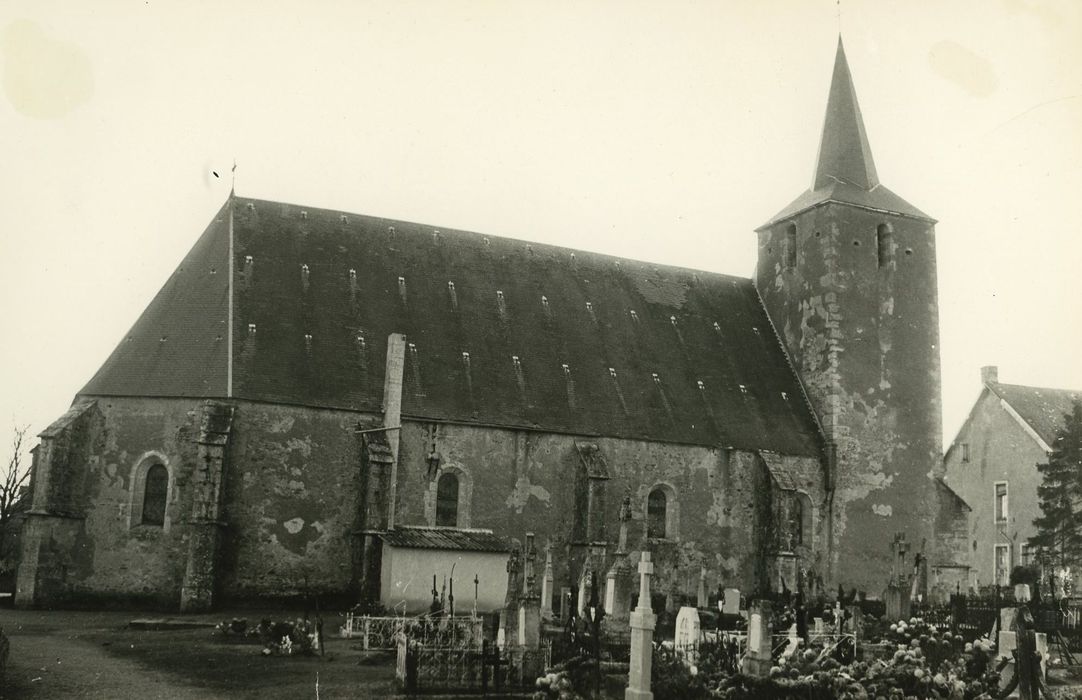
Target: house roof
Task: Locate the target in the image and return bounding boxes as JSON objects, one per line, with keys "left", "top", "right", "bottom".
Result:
{"left": 78, "top": 196, "right": 824, "bottom": 456}
{"left": 380, "top": 527, "right": 511, "bottom": 553}
{"left": 758, "top": 38, "right": 932, "bottom": 229}
{"left": 989, "top": 381, "right": 1082, "bottom": 448}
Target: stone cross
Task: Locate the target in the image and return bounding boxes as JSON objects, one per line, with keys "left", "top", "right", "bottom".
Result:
{"left": 697, "top": 566, "right": 708, "bottom": 609}
{"left": 540, "top": 542, "right": 554, "bottom": 620}
{"left": 627, "top": 551, "right": 656, "bottom": 700}
{"left": 617, "top": 492, "right": 632, "bottom": 554}
{"left": 523, "top": 532, "right": 537, "bottom": 596}
{"left": 890, "top": 533, "right": 910, "bottom": 584}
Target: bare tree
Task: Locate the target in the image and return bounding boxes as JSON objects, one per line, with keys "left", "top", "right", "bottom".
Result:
{"left": 0, "top": 425, "right": 30, "bottom": 564}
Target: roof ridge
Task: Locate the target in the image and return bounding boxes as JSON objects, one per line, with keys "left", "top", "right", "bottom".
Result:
{"left": 232, "top": 195, "right": 753, "bottom": 285}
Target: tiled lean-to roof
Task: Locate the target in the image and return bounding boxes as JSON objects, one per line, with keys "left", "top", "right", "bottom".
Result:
{"left": 380, "top": 527, "right": 511, "bottom": 553}
{"left": 81, "top": 196, "right": 824, "bottom": 456}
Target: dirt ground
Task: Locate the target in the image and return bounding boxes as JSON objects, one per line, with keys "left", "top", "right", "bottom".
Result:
{"left": 0, "top": 608, "right": 397, "bottom": 699}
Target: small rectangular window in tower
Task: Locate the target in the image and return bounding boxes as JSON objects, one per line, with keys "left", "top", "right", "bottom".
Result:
{"left": 877, "top": 224, "right": 893, "bottom": 268}
{"left": 961, "top": 442, "right": 970, "bottom": 463}
{"left": 785, "top": 224, "right": 797, "bottom": 269}
{"left": 994, "top": 481, "right": 1008, "bottom": 524}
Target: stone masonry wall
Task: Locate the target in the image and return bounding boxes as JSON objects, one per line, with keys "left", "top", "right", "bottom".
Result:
{"left": 756, "top": 203, "right": 942, "bottom": 592}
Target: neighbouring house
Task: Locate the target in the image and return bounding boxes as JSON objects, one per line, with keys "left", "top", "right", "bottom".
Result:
{"left": 16, "top": 38, "right": 968, "bottom": 613}
{"left": 943, "top": 366, "right": 1082, "bottom": 589}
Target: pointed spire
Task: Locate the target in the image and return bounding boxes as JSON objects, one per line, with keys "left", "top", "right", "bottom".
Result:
{"left": 813, "top": 38, "right": 878, "bottom": 191}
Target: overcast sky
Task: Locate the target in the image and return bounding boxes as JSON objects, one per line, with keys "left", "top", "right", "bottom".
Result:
{"left": 2, "top": 0, "right": 1080, "bottom": 467}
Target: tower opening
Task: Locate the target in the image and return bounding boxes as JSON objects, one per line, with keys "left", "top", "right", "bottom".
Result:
{"left": 785, "top": 224, "right": 797, "bottom": 269}
{"left": 876, "top": 223, "right": 892, "bottom": 268}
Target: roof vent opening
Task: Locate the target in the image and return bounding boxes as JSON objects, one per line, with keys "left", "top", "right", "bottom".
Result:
{"left": 607, "top": 367, "right": 629, "bottom": 416}
{"left": 246, "top": 202, "right": 255, "bottom": 211}
{"left": 159, "top": 336, "right": 167, "bottom": 343}
{"left": 348, "top": 268, "right": 357, "bottom": 279}
{"left": 304, "top": 333, "right": 313, "bottom": 351}
{"left": 496, "top": 290, "right": 508, "bottom": 321}
{"left": 408, "top": 343, "right": 424, "bottom": 398}
{"left": 300, "top": 210, "right": 308, "bottom": 219}
{"left": 562, "top": 363, "right": 576, "bottom": 411}
{"left": 398, "top": 276, "right": 408, "bottom": 305}
{"left": 300, "top": 264, "right": 310, "bottom": 292}
{"left": 210, "top": 267, "right": 217, "bottom": 275}
{"left": 432, "top": 230, "right": 441, "bottom": 242}
{"left": 697, "top": 380, "right": 705, "bottom": 391}
{"left": 461, "top": 352, "right": 475, "bottom": 407}
{"left": 540, "top": 295, "right": 552, "bottom": 320}
{"left": 739, "top": 384, "right": 748, "bottom": 394}
{"left": 483, "top": 236, "right": 490, "bottom": 245}
{"left": 388, "top": 226, "right": 396, "bottom": 235}
{"left": 629, "top": 310, "right": 639, "bottom": 323}
{"left": 340, "top": 215, "right": 348, "bottom": 224}
{"left": 511, "top": 355, "right": 527, "bottom": 406}
{"left": 447, "top": 281, "right": 458, "bottom": 311}
{"left": 247, "top": 323, "right": 257, "bottom": 335}
{"left": 585, "top": 301, "right": 597, "bottom": 323}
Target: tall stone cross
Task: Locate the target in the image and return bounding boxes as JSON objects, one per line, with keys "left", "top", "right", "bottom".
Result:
{"left": 505, "top": 546, "right": 522, "bottom": 607}
{"left": 523, "top": 532, "right": 537, "bottom": 597}
{"left": 540, "top": 541, "right": 555, "bottom": 620}
{"left": 891, "top": 533, "right": 909, "bottom": 584}
{"left": 627, "top": 551, "right": 656, "bottom": 700}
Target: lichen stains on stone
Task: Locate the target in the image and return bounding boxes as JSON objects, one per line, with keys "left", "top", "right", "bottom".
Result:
{"left": 871, "top": 504, "right": 893, "bottom": 517}
{"left": 268, "top": 416, "right": 295, "bottom": 433}
{"left": 505, "top": 475, "right": 551, "bottom": 513}
{"left": 285, "top": 437, "right": 312, "bottom": 457}
{"left": 283, "top": 517, "right": 304, "bottom": 534}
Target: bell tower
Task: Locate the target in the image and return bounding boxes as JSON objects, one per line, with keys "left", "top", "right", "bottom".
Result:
{"left": 754, "top": 39, "right": 942, "bottom": 591}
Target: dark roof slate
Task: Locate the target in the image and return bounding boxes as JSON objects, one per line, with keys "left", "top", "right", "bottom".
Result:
{"left": 79, "top": 196, "right": 824, "bottom": 456}
{"left": 380, "top": 527, "right": 511, "bottom": 553}
{"left": 758, "top": 38, "right": 933, "bottom": 229}
{"left": 80, "top": 202, "right": 231, "bottom": 398}
{"left": 989, "top": 382, "right": 1082, "bottom": 447}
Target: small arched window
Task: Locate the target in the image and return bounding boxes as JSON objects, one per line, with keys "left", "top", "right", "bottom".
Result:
{"left": 141, "top": 464, "right": 168, "bottom": 527}
{"left": 785, "top": 224, "right": 797, "bottom": 269}
{"left": 647, "top": 488, "right": 667, "bottom": 539}
{"left": 787, "top": 494, "right": 804, "bottom": 547}
{"left": 436, "top": 472, "right": 459, "bottom": 527}
{"left": 876, "top": 223, "right": 892, "bottom": 268}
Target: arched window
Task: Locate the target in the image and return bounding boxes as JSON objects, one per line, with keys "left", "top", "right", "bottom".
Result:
{"left": 141, "top": 464, "right": 168, "bottom": 526}
{"left": 787, "top": 494, "right": 804, "bottom": 547}
{"left": 647, "top": 488, "right": 667, "bottom": 539}
{"left": 785, "top": 224, "right": 797, "bottom": 269}
{"left": 876, "top": 223, "right": 892, "bottom": 268}
{"left": 436, "top": 472, "right": 459, "bottom": 527}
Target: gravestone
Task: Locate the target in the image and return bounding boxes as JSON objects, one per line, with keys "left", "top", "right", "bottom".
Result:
{"left": 741, "top": 600, "right": 773, "bottom": 677}
{"left": 723, "top": 588, "right": 741, "bottom": 615}
{"left": 674, "top": 606, "right": 701, "bottom": 658}
{"left": 626, "top": 551, "right": 656, "bottom": 700}
{"left": 696, "top": 567, "right": 708, "bottom": 609}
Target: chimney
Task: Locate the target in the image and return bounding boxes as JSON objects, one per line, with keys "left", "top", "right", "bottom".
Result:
{"left": 981, "top": 365, "right": 999, "bottom": 385}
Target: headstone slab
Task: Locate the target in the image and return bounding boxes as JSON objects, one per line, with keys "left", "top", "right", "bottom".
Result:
{"left": 723, "top": 588, "right": 741, "bottom": 615}
{"left": 674, "top": 607, "right": 701, "bottom": 654}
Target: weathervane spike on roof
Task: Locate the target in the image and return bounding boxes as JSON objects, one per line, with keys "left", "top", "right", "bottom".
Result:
{"left": 231, "top": 159, "right": 237, "bottom": 197}
{"left": 812, "top": 37, "right": 879, "bottom": 191}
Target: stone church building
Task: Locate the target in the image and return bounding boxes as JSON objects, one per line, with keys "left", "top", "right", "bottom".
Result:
{"left": 16, "top": 40, "right": 970, "bottom": 612}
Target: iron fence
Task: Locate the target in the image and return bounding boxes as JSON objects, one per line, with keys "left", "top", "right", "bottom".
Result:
{"left": 396, "top": 639, "right": 551, "bottom": 693}
{"left": 341, "top": 613, "right": 483, "bottom": 650}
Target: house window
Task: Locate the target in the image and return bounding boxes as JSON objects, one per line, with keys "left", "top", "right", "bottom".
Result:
{"left": 994, "top": 482, "right": 1008, "bottom": 524}
{"left": 141, "top": 464, "right": 168, "bottom": 526}
{"left": 436, "top": 472, "right": 459, "bottom": 527}
{"left": 647, "top": 488, "right": 667, "bottom": 539}
{"left": 876, "top": 223, "right": 893, "bottom": 268}
{"left": 788, "top": 494, "right": 804, "bottom": 547}
{"left": 1021, "top": 543, "right": 1032, "bottom": 567}
{"left": 785, "top": 224, "right": 797, "bottom": 269}
{"left": 994, "top": 544, "right": 1011, "bottom": 586}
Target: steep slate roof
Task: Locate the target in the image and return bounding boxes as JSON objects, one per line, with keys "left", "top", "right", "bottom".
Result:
{"left": 80, "top": 202, "right": 231, "bottom": 398}
{"left": 989, "top": 382, "right": 1082, "bottom": 447}
{"left": 759, "top": 39, "right": 932, "bottom": 229}
{"left": 380, "top": 526, "right": 511, "bottom": 553}
{"left": 79, "top": 196, "right": 824, "bottom": 456}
